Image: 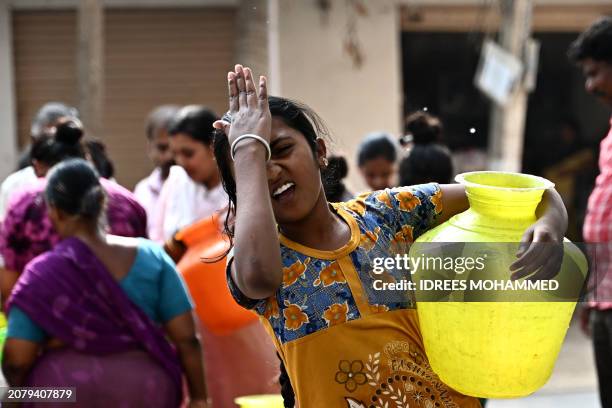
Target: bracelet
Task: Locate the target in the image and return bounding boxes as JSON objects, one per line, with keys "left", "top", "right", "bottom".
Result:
{"left": 230, "top": 134, "right": 271, "bottom": 161}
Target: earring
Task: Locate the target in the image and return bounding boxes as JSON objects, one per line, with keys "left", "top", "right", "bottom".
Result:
{"left": 321, "top": 157, "right": 329, "bottom": 168}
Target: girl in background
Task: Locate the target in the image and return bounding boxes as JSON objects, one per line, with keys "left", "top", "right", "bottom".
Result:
{"left": 150, "top": 106, "right": 227, "bottom": 244}
{"left": 356, "top": 132, "right": 398, "bottom": 191}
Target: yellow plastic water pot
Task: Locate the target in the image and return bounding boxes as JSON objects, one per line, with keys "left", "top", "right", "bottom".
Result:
{"left": 409, "top": 171, "right": 588, "bottom": 398}
{"left": 234, "top": 394, "right": 284, "bottom": 408}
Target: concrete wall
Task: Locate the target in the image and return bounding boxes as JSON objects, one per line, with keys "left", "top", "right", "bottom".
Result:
{"left": 275, "top": 0, "right": 402, "bottom": 193}
{"left": 234, "top": 0, "right": 269, "bottom": 80}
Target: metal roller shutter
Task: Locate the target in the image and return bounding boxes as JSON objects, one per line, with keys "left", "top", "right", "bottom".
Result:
{"left": 13, "top": 7, "right": 236, "bottom": 189}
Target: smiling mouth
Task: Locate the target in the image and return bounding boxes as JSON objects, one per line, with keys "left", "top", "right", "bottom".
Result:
{"left": 272, "top": 182, "right": 296, "bottom": 201}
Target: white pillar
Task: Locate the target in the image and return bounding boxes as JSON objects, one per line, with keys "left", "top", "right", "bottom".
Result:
{"left": 487, "top": 0, "right": 533, "bottom": 172}
{"left": 77, "top": 0, "right": 104, "bottom": 139}
{"left": 0, "top": 0, "right": 18, "bottom": 180}
{"left": 267, "top": 0, "right": 281, "bottom": 95}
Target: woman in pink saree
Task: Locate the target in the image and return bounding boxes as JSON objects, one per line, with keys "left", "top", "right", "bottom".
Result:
{"left": 0, "top": 119, "right": 147, "bottom": 304}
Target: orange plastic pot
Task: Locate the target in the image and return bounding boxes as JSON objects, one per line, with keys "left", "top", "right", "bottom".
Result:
{"left": 175, "top": 215, "right": 257, "bottom": 335}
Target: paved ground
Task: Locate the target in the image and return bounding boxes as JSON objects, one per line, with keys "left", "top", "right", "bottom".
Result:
{"left": 488, "top": 391, "right": 599, "bottom": 408}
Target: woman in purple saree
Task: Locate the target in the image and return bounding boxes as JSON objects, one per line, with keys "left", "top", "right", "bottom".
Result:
{"left": 2, "top": 159, "right": 209, "bottom": 407}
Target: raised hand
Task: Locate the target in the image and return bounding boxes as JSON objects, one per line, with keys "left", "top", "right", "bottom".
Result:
{"left": 218, "top": 64, "right": 283, "bottom": 300}
{"left": 214, "top": 64, "right": 271, "bottom": 158}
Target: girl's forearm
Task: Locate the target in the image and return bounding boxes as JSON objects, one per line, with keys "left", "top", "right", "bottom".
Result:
{"left": 233, "top": 143, "right": 283, "bottom": 299}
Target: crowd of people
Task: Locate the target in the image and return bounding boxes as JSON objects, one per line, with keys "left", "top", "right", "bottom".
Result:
{"left": 0, "top": 16, "right": 609, "bottom": 408}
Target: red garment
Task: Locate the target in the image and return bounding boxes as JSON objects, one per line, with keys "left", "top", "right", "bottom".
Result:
{"left": 584, "top": 119, "right": 612, "bottom": 310}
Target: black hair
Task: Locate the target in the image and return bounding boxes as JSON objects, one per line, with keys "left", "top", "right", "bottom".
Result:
{"left": 278, "top": 353, "right": 295, "bottom": 408}
{"left": 399, "top": 111, "right": 453, "bottom": 185}
{"left": 404, "top": 111, "right": 443, "bottom": 145}
{"left": 85, "top": 139, "right": 115, "bottom": 179}
{"left": 168, "top": 105, "right": 219, "bottom": 145}
{"left": 30, "top": 119, "right": 85, "bottom": 167}
{"left": 356, "top": 132, "right": 397, "bottom": 167}
{"left": 45, "top": 158, "right": 106, "bottom": 221}
{"left": 322, "top": 155, "right": 351, "bottom": 202}
{"left": 30, "top": 102, "right": 79, "bottom": 140}
{"left": 145, "top": 105, "right": 181, "bottom": 140}
{"left": 399, "top": 144, "right": 453, "bottom": 186}
{"left": 568, "top": 17, "right": 612, "bottom": 63}
{"left": 559, "top": 116, "right": 581, "bottom": 137}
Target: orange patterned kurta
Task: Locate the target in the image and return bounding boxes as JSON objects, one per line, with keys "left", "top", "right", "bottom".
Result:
{"left": 228, "top": 184, "right": 481, "bottom": 407}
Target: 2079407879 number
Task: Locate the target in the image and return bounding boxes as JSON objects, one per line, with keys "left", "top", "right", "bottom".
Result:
{"left": 1, "top": 387, "right": 75, "bottom": 402}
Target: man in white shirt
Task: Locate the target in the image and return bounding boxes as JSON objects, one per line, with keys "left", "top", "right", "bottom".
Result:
{"left": 133, "top": 105, "right": 180, "bottom": 237}
{"left": 0, "top": 102, "right": 79, "bottom": 221}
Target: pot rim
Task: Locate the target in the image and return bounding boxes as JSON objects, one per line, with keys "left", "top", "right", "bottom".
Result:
{"left": 455, "top": 171, "right": 555, "bottom": 192}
